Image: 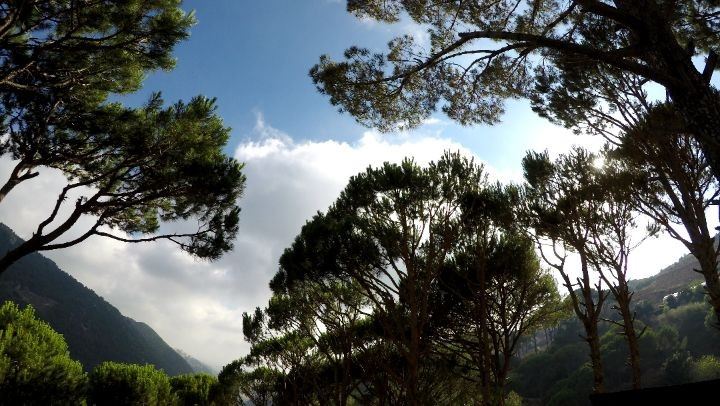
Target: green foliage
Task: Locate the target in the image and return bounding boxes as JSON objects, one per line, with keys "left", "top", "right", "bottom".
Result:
{"left": 0, "top": 223, "right": 195, "bottom": 375}
{"left": 170, "top": 373, "right": 218, "bottom": 406}
{"left": 509, "top": 341, "right": 588, "bottom": 399}
{"left": 1, "top": 0, "right": 195, "bottom": 178}
{"left": 0, "top": 301, "right": 86, "bottom": 404}
{"left": 659, "top": 302, "right": 717, "bottom": 356}
{"left": 505, "top": 391, "right": 522, "bottom": 406}
{"left": 639, "top": 325, "right": 682, "bottom": 378}
{"left": 239, "top": 152, "right": 564, "bottom": 404}
{"left": 89, "top": 362, "right": 176, "bottom": 406}
{"left": 0, "top": 0, "right": 193, "bottom": 99}
{"left": 311, "top": 1, "right": 720, "bottom": 137}
{"left": 691, "top": 355, "right": 720, "bottom": 381}
{"left": 0, "top": 1, "right": 245, "bottom": 273}
{"left": 213, "top": 359, "right": 280, "bottom": 406}
{"left": 510, "top": 296, "right": 720, "bottom": 401}
{"left": 663, "top": 351, "right": 693, "bottom": 385}
{"left": 546, "top": 366, "right": 593, "bottom": 406}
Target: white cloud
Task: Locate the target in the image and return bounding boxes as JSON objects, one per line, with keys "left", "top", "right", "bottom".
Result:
{"left": 0, "top": 115, "right": 493, "bottom": 370}
{"left": 0, "top": 112, "right": 701, "bottom": 370}
{"left": 422, "top": 117, "right": 444, "bottom": 126}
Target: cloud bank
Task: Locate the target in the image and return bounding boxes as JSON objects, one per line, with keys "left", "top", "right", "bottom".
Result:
{"left": 0, "top": 112, "right": 691, "bottom": 369}
{"left": 0, "top": 115, "right": 487, "bottom": 369}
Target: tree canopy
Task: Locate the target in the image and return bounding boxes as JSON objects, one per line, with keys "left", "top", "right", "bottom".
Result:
{"left": 312, "top": 0, "right": 720, "bottom": 181}
{"left": 235, "top": 152, "right": 563, "bottom": 405}
{"left": 0, "top": 1, "right": 245, "bottom": 273}
{"left": 0, "top": 301, "right": 86, "bottom": 404}
{"left": 88, "top": 362, "right": 176, "bottom": 405}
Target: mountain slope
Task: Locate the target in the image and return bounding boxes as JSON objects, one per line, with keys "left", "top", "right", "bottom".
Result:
{"left": 631, "top": 245, "right": 714, "bottom": 304}
{"left": 176, "top": 348, "right": 217, "bottom": 375}
{"left": 0, "top": 223, "right": 194, "bottom": 375}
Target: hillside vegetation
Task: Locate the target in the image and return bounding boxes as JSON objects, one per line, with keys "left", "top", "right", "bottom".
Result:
{"left": 0, "top": 223, "right": 195, "bottom": 375}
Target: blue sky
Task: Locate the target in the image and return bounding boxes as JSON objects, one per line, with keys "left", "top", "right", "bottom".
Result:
{"left": 1, "top": 0, "right": 694, "bottom": 369}
{"left": 118, "top": 0, "right": 574, "bottom": 176}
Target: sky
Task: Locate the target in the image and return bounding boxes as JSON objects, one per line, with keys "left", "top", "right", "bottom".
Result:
{"left": 0, "top": 0, "right": 700, "bottom": 370}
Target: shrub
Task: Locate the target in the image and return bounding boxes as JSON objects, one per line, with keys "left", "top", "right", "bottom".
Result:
{"left": 692, "top": 355, "right": 720, "bottom": 381}
{"left": 0, "top": 301, "right": 87, "bottom": 404}
{"left": 171, "top": 373, "right": 218, "bottom": 405}
{"left": 89, "top": 362, "right": 175, "bottom": 405}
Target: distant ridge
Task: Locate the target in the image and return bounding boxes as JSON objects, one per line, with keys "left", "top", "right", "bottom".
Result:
{"left": 0, "top": 223, "right": 195, "bottom": 375}
{"left": 630, "top": 244, "right": 715, "bottom": 304}
{"left": 176, "top": 348, "right": 218, "bottom": 375}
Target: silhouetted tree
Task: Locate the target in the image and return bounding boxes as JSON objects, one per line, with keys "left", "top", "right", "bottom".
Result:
{"left": 312, "top": 0, "right": 720, "bottom": 183}
{"left": 614, "top": 106, "right": 720, "bottom": 326}
{"left": 437, "top": 230, "right": 562, "bottom": 404}
{"left": 522, "top": 148, "right": 609, "bottom": 393}
{"left": 526, "top": 51, "right": 720, "bottom": 327}
{"left": 242, "top": 153, "right": 560, "bottom": 405}
{"left": 585, "top": 153, "right": 656, "bottom": 389}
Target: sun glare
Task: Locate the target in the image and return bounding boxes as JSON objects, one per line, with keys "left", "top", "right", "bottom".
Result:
{"left": 592, "top": 156, "right": 605, "bottom": 170}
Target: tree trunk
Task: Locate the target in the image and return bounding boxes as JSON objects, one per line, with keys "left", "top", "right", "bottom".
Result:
{"left": 0, "top": 160, "right": 37, "bottom": 205}
{"left": 616, "top": 288, "right": 642, "bottom": 389}
{"left": 579, "top": 252, "right": 604, "bottom": 393}
{"left": 477, "top": 264, "right": 493, "bottom": 406}
{"left": 694, "top": 242, "right": 720, "bottom": 327}
{"left": 0, "top": 177, "right": 20, "bottom": 204}
{"left": 640, "top": 0, "right": 720, "bottom": 184}
{"left": 340, "top": 350, "right": 350, "bottom": 406}
{"left": 613, "top": 0, "right": 720, "bottom": 183}
{"left": 406, "top": 276, "right": 421, "bottom": 406}
{"left": 586, "top": 319, "right": 604, "bottom": 394}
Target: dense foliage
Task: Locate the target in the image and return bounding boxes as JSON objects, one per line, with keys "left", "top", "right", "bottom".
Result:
{"left": 312, "top": 0, "right": 720, "bottom": 183}
{"left": 171, "top": 373, "right": 218, "bottom": 406}
{"left": 218, "top": 143, "right": 720, "bottom": 404}
{"left": 0, "top": 301, "right": 86, "bottom": 404}
{"left": 4, "top": 0, "right": 720, "bottom": 404}
{"left": 0, "top": 0, "right": 246, "bottom": 274}
{"left": 0, "top": 300, "right": 219, "bottom": 405}
{"left": 89, "top": 362, "right": 176, "bottom": 405}
{"left": 510, "top": 287, "right": 720, "bottom": 404}
{"left": 227, "top": 154, "right": 563, "bottom": 405}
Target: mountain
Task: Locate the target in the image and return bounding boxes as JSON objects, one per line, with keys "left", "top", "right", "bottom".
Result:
{"left": 0, "top": 223, "right": 194, "bottom": 375}
{"left": 631, "top": 242, "right": 715, "bottom": 304}
{"left": 176, "top": 348, "right": 217, "bottom": 375}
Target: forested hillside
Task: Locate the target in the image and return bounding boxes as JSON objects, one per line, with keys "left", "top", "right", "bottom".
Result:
{"left": 508, "top": 253, "right": 720, "bottom": 404}
{"left": 0, "top": 223, "right": 195, "bottom": 375}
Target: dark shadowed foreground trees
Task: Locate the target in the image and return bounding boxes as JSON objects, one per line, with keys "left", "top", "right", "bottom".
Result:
{"left": 88, "top": 362, "right": 175, "bottom": 405}
{"left": 523, "top": 147, "right": 661, "bottom": 391}
{"left": 522, "top": 47, "right": 720, "bottom": 327}
{"left": 614, "top": 106, "right": 720, "bottom": 326}
{"left": 0, "top": 1, "right": 245, "bottom": 273}
{"left": 523, "top": 148, "right": 610, "bottom": 393}
{"left": 311, "top": 0, "right": 720, "bottom": 182}
{"left": 230, "top": 153, "right": 561, "bottom": 405}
